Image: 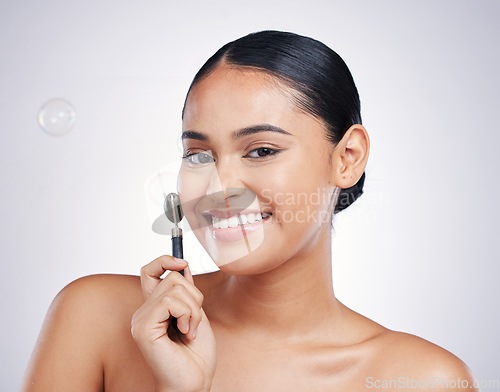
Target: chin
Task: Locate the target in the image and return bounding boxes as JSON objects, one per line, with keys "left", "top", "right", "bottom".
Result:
{"left": 214, "top": 253, "right": 283, "bottom": 276}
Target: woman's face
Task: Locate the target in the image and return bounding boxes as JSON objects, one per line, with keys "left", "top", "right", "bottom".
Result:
{"left": 178, "top": 66, "right": 339, "bottom": 275}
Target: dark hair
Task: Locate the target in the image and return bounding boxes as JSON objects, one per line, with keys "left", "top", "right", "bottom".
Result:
{"left": 182, "top": 30, "right": 365, "bottom": 214}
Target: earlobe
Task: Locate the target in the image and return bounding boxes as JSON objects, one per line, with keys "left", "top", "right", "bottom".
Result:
{"left": 332, "top": 124, "right": 370, "bottom": 188}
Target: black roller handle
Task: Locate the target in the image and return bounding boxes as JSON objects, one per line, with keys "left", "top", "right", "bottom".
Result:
{"left": 172, "top": 236, "right": 184, "bottom": 276}
{"left": 170, "top": 234, "right": 184, "bottom": 334}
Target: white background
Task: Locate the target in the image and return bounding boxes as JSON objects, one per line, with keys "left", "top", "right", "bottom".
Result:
{"left": 1, "top": 0, "right": 499, "bottom": 390}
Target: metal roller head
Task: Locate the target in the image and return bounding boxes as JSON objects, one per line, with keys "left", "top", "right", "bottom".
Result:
{"left": 164, "top": 193, "right": 184, "bottom": 226}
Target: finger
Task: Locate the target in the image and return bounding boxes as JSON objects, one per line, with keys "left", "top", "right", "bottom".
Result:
{"left": 162, "top": 284, "right": 203, "bottom": 339}
{"left": 140, "top": 281, "right": 203, "bottom": 339}
{"left": 183, "top": 264, "right": 194, "bottom": 285}
{"left": 135, "top": 295, "right": 192, "bottom": 339}
{"left": 140, "top": 255, "right": 188, "bottom": 299}
{"left": 191, "top": 308, "right": 213, "bottom": 343}
{"left": 150, "top": 270, "right": 204, "bottom": 309}
{"left": 166, "top": 298, "right": 192, "bottom": 335}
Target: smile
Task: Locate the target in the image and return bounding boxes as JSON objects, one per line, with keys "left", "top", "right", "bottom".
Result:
{"left": 211, "top": 212, "right": 272, "bottom": 229}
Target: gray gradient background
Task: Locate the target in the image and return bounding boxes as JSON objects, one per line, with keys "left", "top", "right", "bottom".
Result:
{"left": 1, "top": 0, "right": 499, "bottom": 390}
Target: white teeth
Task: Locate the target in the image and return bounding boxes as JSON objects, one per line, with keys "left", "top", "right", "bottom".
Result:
{"left": 219, "top": 218, "right": 228, "bottom": 229}
{"left": 228, "top": 216, "right": 239, "bottom": 228}
{"left": 211, "top": 212, "right": 270, "bottom": 229}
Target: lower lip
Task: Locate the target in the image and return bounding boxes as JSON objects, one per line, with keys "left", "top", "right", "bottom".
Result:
{"left": 209, "top": 216, "right": 271, "bottom": 243}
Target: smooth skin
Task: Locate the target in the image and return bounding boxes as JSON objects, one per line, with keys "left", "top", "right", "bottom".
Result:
{"left": 21, "top": 66, "right": 478, "bottom": 392}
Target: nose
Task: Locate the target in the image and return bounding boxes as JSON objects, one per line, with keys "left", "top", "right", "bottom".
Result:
{"left": 206, "top": 158, "right": 246, "bottom": 203}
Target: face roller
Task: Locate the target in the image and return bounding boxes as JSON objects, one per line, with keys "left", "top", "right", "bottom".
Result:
{"left": 164, "top": 193, "right": 185, "bottom": 276}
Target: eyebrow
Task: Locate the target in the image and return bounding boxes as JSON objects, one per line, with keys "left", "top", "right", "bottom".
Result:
{"left": 181, "top": 124, "right": 292, "bottom": 141}
{"left": 181, "top": 130, "right": 208, "bottom": 141}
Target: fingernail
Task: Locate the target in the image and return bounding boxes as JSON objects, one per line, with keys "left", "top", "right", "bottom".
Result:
{"left": 173, "top": 257, "right": 185, "bottom": 263}
{"left": 193, "top": 328, "right": 198, "bottom": 339}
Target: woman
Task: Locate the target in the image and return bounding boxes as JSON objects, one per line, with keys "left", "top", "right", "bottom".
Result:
{"left": 22, "top": 30, "right": 477, "bottom": 391}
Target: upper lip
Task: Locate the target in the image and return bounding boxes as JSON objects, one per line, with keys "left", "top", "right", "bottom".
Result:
{"left": 202, "top": 209, "right": 270, "bottom": 219}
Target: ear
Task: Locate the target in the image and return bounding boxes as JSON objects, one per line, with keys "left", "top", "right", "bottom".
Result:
{"left": 330, "top": 124, "right": 370, "bottom": 188}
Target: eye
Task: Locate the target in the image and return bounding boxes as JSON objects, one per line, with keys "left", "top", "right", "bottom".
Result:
{"left": 245, "top": 147, "right": 280, "bottom": 159}
{"left": 182, "top": 152, "right": 215, "bottom": 166}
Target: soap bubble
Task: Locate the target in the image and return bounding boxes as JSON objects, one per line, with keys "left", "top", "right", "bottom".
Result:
{"left": 38, "top": 98, "right": 76, "bottom": 136}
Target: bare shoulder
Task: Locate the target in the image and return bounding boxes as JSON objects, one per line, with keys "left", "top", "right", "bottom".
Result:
{"left": 48, "top": 274, "right": 144, "bottom": 332}
{"left": 21, "top": 274, "right": 143, "bottom": 391}
{"left": 365, "top": 329, "right": 478, "bottom": 391}
{"left": 56, "top": 274, "right": 143, "bottom": 313}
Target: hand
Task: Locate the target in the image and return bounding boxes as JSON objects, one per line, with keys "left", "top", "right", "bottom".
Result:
{"left": 131, "top": 256, "right": 216, "bottom": 392}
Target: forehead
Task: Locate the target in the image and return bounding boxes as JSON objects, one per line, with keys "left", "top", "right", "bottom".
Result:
{"left": 182, "top": 66, "right": 300, "bottom": 131}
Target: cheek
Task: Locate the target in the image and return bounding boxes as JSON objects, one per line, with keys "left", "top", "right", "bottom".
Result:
{"left": 178, "top": 160, "right": 224, "bottom": 196}
{"left": 177, "top": 166, "right": 211, "bottom": 226}
{"left": 178, "top": 168, "right": 198, "bottom": 201}
{"left": 253, "top": 158, "right": 333, "bottom": 227}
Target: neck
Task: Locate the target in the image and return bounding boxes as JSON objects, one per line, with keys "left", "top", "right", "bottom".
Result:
{"left": 207, "top": 226, "right": 343, "bottom": 340}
